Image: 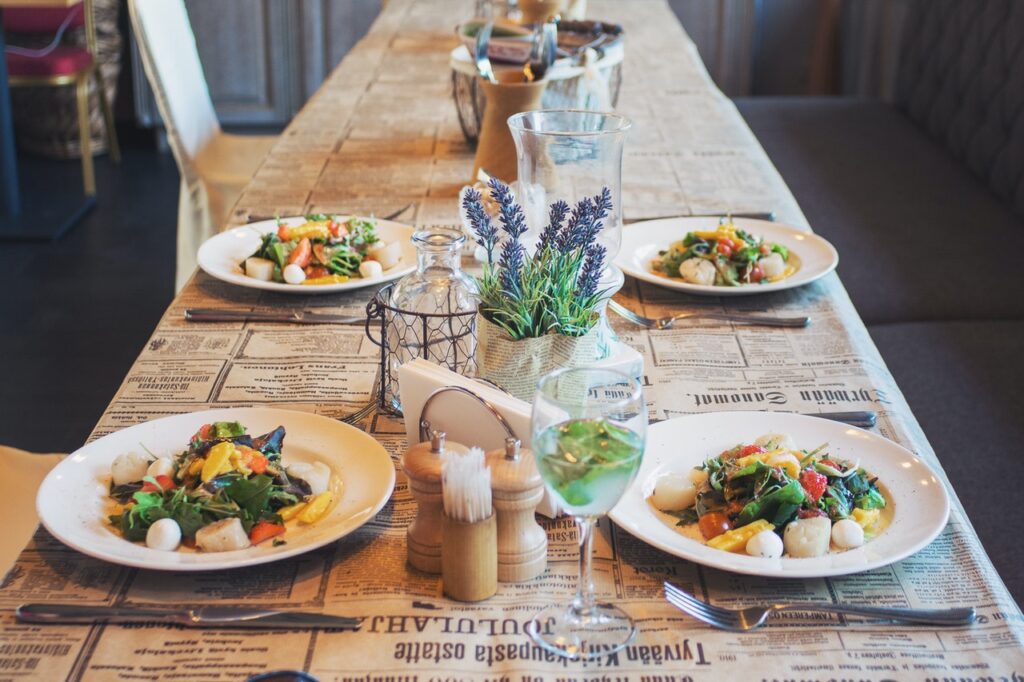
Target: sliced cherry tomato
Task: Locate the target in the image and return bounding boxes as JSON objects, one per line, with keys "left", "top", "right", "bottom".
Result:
{"left": 798, "top": 507, "right": 827, "bottom": 519}
{"left": 277, "top": 224, "right": 290, "bottom": 240}
{"left": 760, "top": 243, "right": 772, "bottom": 255}
{"left": 190, "top": 423, "right": 214, "bottom": 446}
{"left": 304, "top": 265, "right": 329, "bottom": 279}
{"left": 141, "top": 475, "right": 176, "bottom": 493}
{"left": 739, "top": 444, "right": 764, "bottom": 458}
{"left": 698, "top": 511, "right": 732, "bottom": 540}
{"left": 249, "top": 521, "right": 286, "bottom": 545}
{"left": 716, "top": 240, "right": 734, "bottom": 257}
{"left": 726, "top": 500, "right": 746, "bottom": 518}
{"left": 328, "top": 220, "right": 348, "bottom": 239}
{"left": 288, "top": 237, "right": 312, "bottom": 268}
{"left": 750, "top": 265, "right": 765, "bottom": 283}
{"left": 312, "top": 243, "right": 329, "bottom": 265}
{"left": 819, "top": 459, "right": 841, "bottom": 471}
{"left": 800, "top": 469, "right": 828, "bottom": 504}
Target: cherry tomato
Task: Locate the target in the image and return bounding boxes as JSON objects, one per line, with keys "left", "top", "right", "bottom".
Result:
{"left": 800, "top": 469, "right": 828, "bottom": 504}
{"left": 726, "top": 500, "right": 746, "bottom": 517}
{"left": 141, "top": 475, "right": 176, "bottom": 493}
{"left": 750, "top": 264, "right": 765, "bottom": 283}
{"left": 190, "top": 423, "right": 214, "bottom": 446}
{"left": 304, "top": 265, "right": 329, "bottom": 279}
{"left": 277, "top": 224, "right": 290, "bottom": 240}
{"left": 760, "top": 243, "right": 772, "bottom": 255}
{"left": 716, "top": 240, "right": 734, "bottom": 257}
{"left": 739, "top": 444, "right": 764, "bottom": 458}
{"left": 698, "top": 511, "right": 732, "bottom": 540}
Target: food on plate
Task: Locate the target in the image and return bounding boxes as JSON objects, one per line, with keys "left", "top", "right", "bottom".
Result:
{"left": 651, "top": 219, "right": 798, "bottom": 286}
{"left": 649, "top": 434, "right": 887, "bottom": 558}
{"left": 244, "top": 215, "right": 397, "bottom": 285}
{"left": 107, "top": 421, "right": 338, "bottom": 552}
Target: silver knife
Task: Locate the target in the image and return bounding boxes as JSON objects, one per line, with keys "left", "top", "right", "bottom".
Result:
{"left": 16, "top": 604, "right": 361, "bottom": 630}
{"left": 811, "top": 411, "right": 878, "bottom": 428}
{"left": 185, "top": 309, "right": 365, "bottom": 325}
{"left": 625, "top": 211, "right": 776, "bottom": 224}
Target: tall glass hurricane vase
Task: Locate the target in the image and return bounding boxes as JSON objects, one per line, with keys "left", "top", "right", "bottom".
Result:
{"left": 508, "top": 110, "right": 630, "bottom": 265}
{"left": 527, "top": 367, "right": 646, "bottom": 660}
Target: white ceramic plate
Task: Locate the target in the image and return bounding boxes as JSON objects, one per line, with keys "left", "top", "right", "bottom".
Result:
{"left": 609, "top": 412, "right": 949, "bottom": 578}
{"left": 37, "top": 408, "right": 395, "bottom": 571}
{"left": 616, "top": 217, "right": 839, "bottom": 296}
{"left": 197, "top": 216, "right": 416, "bottom": 294}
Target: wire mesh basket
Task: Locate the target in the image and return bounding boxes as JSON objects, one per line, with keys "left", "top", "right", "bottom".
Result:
{"left": 366, "top": 284, "right": 479, "bottom": 416}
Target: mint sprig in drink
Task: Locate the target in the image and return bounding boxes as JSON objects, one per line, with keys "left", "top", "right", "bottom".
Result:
{"left": 535, "top": 418, "right": 643, "bottom": 516}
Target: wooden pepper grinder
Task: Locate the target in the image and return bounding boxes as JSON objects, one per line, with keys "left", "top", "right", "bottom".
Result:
{"left": 403, "top": 430, "right": 469, "bottom": 573}
{"left": 487, "top": 437, "right": 547, "bottom": 582}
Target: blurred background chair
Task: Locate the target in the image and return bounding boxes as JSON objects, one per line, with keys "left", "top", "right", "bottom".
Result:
{"left": 0, "top": 446, "right": 64, "bottom": 577}
{"left": 4, "top": 0, "right": 120, "bottom": 196}
{"left": 128, "top": 0, "right": 277, "bottom": 290}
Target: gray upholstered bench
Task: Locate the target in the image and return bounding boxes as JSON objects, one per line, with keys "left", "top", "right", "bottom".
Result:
{"left": 735, "top": 0, "right": 1024, "bottom": 604}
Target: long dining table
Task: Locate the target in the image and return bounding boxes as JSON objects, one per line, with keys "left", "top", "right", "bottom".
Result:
{"left": 3, "top": 0, "right": 1024, "bottom": 679}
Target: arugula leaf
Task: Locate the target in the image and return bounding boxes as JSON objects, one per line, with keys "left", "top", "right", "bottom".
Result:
{"left": 212, "top": 421, "right": 247, "bottom": 438}
{"left": 736, "top": 480, "right": 805, "bottom": 527}
{"left": 771, "top": 243, "right": 790, "bottom": 261}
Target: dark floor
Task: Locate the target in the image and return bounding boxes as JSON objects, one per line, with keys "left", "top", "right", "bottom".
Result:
{"left": 0, "top": 130, "right": 179, "bottom": 452}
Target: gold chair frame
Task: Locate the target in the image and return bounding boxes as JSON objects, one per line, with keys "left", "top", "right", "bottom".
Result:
{"left": 7, "top": 0, "right": 120, "bottom": 196}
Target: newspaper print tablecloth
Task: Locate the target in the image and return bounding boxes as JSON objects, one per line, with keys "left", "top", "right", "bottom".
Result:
{"left": 2, "top": 0, "right": 1023, "bottom": 679}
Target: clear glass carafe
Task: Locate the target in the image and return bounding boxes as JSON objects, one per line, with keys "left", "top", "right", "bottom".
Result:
{"left": 383, "top": 229, "right": 479, "bottom": 412}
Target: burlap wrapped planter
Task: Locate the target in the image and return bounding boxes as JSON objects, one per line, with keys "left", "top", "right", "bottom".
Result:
{"left": 5, "top": 0, "right": 121, "bottom": 158}
{"left": 476, "top": 314, "right": 600, "bottom": 401}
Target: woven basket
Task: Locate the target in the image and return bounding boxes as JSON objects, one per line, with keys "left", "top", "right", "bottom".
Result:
{"left": 4, "top": 0, "right": 121, "bottom": 159}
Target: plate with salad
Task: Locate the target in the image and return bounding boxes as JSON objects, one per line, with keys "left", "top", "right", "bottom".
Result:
{"left": 196, "top": 214, "right": 416, "bottom": 294}
{"left": 615, "top": 217, "right": 838, "bottom": 296}
{"left": 36, "top": 408, "right": 395, "bottom": 571}
{"left": 609, "top": 412, "right": 949, "bottom": 578}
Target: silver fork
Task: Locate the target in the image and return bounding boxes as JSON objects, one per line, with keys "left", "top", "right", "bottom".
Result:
{"left": 609, "top": 300, "right": 810, "bottom": 329}
{"left": 664, "top": 582, "right": 975, "bottom": 631}
{"left": 340, "top": 400, "right": 377, "bottom": 424}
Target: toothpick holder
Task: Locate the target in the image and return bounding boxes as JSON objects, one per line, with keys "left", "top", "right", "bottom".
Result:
{"left": 487, "top": 437, "right": 547, "bottom": 582}
{"left": 402, "top": 430, "right": 469, "bottom": 574}
{"left": 442, "top": 512, "right": 498, "bottom": 601}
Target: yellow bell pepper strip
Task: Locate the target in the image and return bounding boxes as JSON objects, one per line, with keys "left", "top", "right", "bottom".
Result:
{"left": 852, "top": 507, "right": 880, "bottom": 530}
{"left": 706, "top": 519, "right": 774, "bottom": 553}
{"left": 301, "top": 274, "right": 350, "bottom": 286}
{"left": 279, "top": 221, "right": 330, "bottom": 241}
{"left": 279, "top": 502, "right": 307, "bottom": 522}
{"left": 297, "top": 492, "right": 333, "bottom": 524}
{"left": 202, "top": 442, "right": 235, "bottom": 482}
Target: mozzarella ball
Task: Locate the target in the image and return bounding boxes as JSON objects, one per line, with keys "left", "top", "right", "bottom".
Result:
{"left": 760, "top": 252, "right": 787, "bottom": 279}
{"left": 650, "top": 473, "right": 697, "bottom": 512}
{"left": 283, "top": 263, "right": 306, "bottom": 284}
{"left": 754, "top": 433, "right": 796, "bottom": 452}
{"left": 244, "top": 256, "right": 275, "bottom": 281}
{"left": 287, "top": 461, "right": 331, "bottom": 496}
{"left": 688, "top": 467, "right": 709, "bottom": 487}
{"left": 145, "top": 518, "right": 182, "bottom": 551}
{"left": 358, "top": 260, "right": 383, "bottom": 279}
{"left": 783, "top": 517, "right": 832, "bottom": 558}
{"left": 679, "top": 257, "right": 716, "bottom": 286}
{"left": 146, "top": 457, "right": 175, "bottom": 479}
{"left": 746, "top": 529, "right": 783, "bottom": 558}
{"left": 831, "top": 519, "right": 865, "bottom": 549}
{"left": 195, "top": 518, "right": 251, "bottom": 552}
{"left": 111, "top": 452, "right": 151, "bottom": 486}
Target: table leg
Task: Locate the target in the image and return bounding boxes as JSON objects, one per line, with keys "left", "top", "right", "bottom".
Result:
{"left": 0, "top": 7, "right": 96, "bottom": 241}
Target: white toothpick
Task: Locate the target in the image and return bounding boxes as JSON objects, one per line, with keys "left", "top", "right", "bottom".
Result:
{"left": 441, "top": 447, "right": 492, "bottom": 523}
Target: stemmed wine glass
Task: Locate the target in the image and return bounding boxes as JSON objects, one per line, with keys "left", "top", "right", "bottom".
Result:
{"left": 526, "top": 367, "right": 647, "bottom": 660}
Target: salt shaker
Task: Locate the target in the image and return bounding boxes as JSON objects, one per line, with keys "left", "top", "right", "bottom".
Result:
{"left": 486, "top": 437, "right": 547, "bottom": 582}
{"left": 402, "top": 431, "right": 469, "bottom": 573}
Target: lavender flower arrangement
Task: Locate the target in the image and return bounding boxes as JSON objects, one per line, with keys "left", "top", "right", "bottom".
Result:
{"left": 462, "top": 178, "right": 612, "bottom": 340}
